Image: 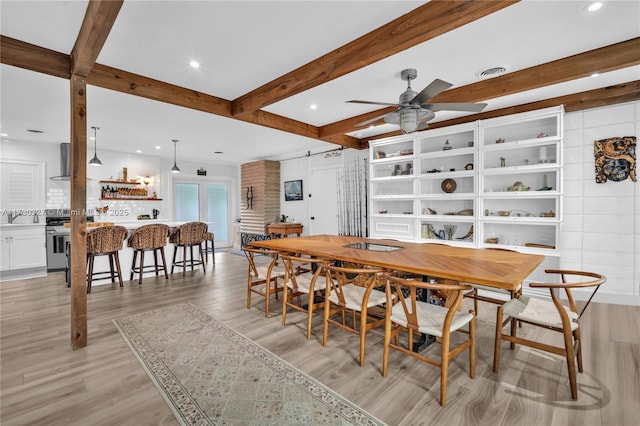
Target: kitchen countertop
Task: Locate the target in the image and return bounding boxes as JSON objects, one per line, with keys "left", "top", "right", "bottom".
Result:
{"left": 47, "top": 221, "right": 189, "bottom": 234}
{"left": 0, "top": 222, "right": 47, "bottom": 228}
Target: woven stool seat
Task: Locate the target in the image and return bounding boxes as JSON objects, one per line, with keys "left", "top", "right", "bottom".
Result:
{"left": 128, "top": 224, "right": 170, "bottom": 284}
{"left": 170, "top": 222, "right": 208, "bottom": 275}
{"left": 86, "top": 225, "right": 128, "bottom": 293}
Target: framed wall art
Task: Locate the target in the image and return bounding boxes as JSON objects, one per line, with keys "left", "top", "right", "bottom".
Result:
{"left": 284, "top": 179, "right": 303, "bottom": 201}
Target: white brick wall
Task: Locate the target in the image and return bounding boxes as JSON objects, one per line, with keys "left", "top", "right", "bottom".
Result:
{"left": 561, "top": 101, "right": 639, "bottom": 305}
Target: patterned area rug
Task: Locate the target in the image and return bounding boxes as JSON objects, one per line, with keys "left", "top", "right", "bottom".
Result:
{"left": 114, "top": 303, "right": 385, "bottom": 425}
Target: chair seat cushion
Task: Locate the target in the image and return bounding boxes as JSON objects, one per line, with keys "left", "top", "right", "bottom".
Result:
{"left": 503, "top": 296, "right": 579, "bottom": 330}
{"left": 328, "top": 285, "right": 386, "bottom": 311}
{"left": 286, "top": 272, "right": 326, "bottom": 293}
{"left": 253, "top": 264, "right": 285, "bottom": 281}
{"left": 467, "top": 282, "right": 522, "bottom": 294}
{"left": 391, "top": 299, "right": 473, "bottom": 338}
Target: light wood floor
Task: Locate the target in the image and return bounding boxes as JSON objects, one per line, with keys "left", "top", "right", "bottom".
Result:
{"left": 1, "top": 252, "right": 638, "bottom": 425}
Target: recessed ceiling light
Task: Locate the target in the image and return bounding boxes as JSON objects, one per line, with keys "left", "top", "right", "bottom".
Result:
{"left": 591, "top": 72, "right": 600, "bottom": 77}
{"left": 26, "top": 129, "right": 44, "bottom": 134}
{"left": 155, "top": 146, "right": 161, "bottom": 150}
{"left": 189, "top": 60, "right": 200, "bottom": 69}
{"left": 0, "top": 133, "right": 7, "bottom": 137}
{"left": 310, "top": 104, "right": 317, "bottom": 110}
{"left": 136, "top": 150, "right": 142, "bottom": 153}
{"left": 585, "top": 2, "right": 603, "bottom": 12}
{"left": 214, "top": 151, "right": 223, "bottom": 154}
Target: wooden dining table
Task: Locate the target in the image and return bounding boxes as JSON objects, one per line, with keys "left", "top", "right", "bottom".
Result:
{"left": 249, "top": 234, "right": 544, "bottom": 292}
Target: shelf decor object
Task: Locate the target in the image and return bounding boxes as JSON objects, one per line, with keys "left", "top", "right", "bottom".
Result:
{"left": 594, "top": 136, "right": 637, "bottom": 183}
{"left": 441, "top": 178, "right": 457, "bottom": 193}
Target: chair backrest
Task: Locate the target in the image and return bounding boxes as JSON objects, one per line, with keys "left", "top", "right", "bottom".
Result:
{"left": 242, "top": 246, "right": 280, "bottom": 277}
{"left": 529, "top": 269, "right": 606, "bottom": 320}
{"left": 87, "top": 225, "right": 128, "bottom": 254}
{"left": 170, "top": 222, "right": 208, "bottom": 245}
{"left": 279, "top": 253, "right": 329, "bottom": 291}
{"left": 128, "top": 224, "right": 170, "bottom": 249}
{"left": 321, "top": 264, "right": 385, "bottom": 307}
{"left": 382, "top": 273, "right": 472, "bottom": 333}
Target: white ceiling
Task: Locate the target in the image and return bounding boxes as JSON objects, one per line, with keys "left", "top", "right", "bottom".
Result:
{"left": 1, "top": 0, "right": 639, "bottom": 166}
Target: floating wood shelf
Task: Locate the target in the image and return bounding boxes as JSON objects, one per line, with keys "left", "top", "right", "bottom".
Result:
{"left": 99, "top": 180, "right": 141, "bottom": 185}
{"left": 100, "top": 197, "right": 163, "bottom": 201}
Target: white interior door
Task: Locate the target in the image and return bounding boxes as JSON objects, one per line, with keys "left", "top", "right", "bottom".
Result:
{"left": 309, "top": 167, "right": 339, "bottom": 235}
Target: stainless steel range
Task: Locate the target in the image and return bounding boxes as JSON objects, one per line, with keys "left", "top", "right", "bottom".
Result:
{"left": 45, "top": 209, "right": 93, "bottom": 271}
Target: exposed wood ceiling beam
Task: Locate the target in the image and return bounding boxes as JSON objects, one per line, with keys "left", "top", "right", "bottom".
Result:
{"left": 70, "top": 0, "right": 123, "bottom": 76}
{"left": 0, "top": 35, "right": 70, "bottom": 78}
{"left": 361, "top": 80, "right": 640, "bottom": 144}
{"left": 321, "top": 37, "right": 640, "bottom": 137}
{"left": 231, "top": 0, "right": 519, "bottom": 117}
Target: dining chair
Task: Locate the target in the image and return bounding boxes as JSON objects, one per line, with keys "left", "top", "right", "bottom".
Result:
{"left": 169, "top": 221, "right": 208, "bottom": 275}
{"left": 243, "top": 246, "right": 286, "bottom": 317}
{"left": 280, "top": 253, "right": 331, "bottom": 339}
{"left": 381, "top": 273, "right": 476, "bottom": 406}
{"left": 128, "top": 223, "right": 170, "bottom": 285}
{"left": 86, "top": 225, "right": 128, "bottom": 293}
{"left": 493, "top": 269, "right": 606, "bottom": 400}
{"left": 320, "top": 263, "right": 387, "bottom": 367}
{"left": 463, "top": 247, "right": 523, "bottom": 318}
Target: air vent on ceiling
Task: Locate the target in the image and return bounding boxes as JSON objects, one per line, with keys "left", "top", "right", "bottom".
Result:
{"left": 476, "top": 66, "right": 507, "bottom": 78}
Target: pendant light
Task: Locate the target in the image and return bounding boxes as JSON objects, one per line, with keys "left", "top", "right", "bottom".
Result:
{"left": 88, "top": 126, "right": 102, "bottom": 166}
{"left": 170, "top": 139, "right": 181, "bottom": 173}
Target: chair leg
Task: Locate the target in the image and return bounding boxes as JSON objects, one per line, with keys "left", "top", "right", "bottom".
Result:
{"left": 247, "top": 276, "right": 253, "bottom": 309}
{"left": 493, "top": 306, "right": 504, "bottom": 373}
{"left": 281, "top": 286, "right": 289, "bottom": 326}
{"left": 199, "top": 243, "right": 206, "bottom": 272}
{"left": 575, "top": 328, "right": 583, "bottom": 373}
{"left": 563, "top": 326, "right": 579, "bottom": 400}
{"left": 211, "top": 238, "right": 215, "bottom": 264}
{"left": 108, "top": 254, "right": 116, "bottom": 283}
{"left": 359, "top": 307, "right": 367, "bottom": 366}
{"left": 153, "top": 249, "right": 159, "bottom": 276}
{"left": 440, "top": 329, "right": 451, "bottom": 406}
{"left": 322, "top": 299, "right": 331, "bottom": 348}
{"left": 114, "top": 252, "right": 123, "bottom": 287}
{"left": 171, "top": 245, "right": 177, "bottom": 274}
{"left": 138, "top": 250, "right": 144, "bottom": 285}
{"left": 160, "top": 247, "right": 168, "bottom": 279}
{"left": 182, "top": 245, "right": 187, "bottom": 276}
{"left": 469, "top": 312, "right": 476, "bottom": 379}
{"left": 382, "top": 317, "right": 391, "bottom": 377}
{"left": 130, "top": 250, "right": 138, "bottom": 281}
{"left": 264, "top": 277, "right": 271, "bottom": 318}
{"left": 510, "top": 317, "right": 517, "bottom": 350}
{"left": 87, "top": 254, "right": 95, "bottom": 294}
{"left": 306, "top": 294, "right": 314, "bottom": 340}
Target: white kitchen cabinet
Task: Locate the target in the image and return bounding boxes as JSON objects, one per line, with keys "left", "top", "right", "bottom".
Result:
{"left": 0, "top": 225, "right": 47, "bottom": 281}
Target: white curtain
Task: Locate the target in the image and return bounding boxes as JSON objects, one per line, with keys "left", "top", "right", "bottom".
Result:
{"left": 337, "top": 156, "right": 368, "bottom": 236}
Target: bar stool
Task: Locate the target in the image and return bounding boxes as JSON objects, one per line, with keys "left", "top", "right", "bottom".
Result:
{"left": 170, "top": 222, "right": 208, "bottom": 275}
{"left": 201, "top": 231, "right": 215, "bottom": 264}
{"left": 128, "top": 224, "right": 170, "bottom": 285}
{"left": 86, "top": 225, "right": 128, "bottom": 293}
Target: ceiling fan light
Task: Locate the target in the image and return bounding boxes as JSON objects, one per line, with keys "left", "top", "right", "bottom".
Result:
{"left": 399, "top": 109, "right": 419, "bottom": 134}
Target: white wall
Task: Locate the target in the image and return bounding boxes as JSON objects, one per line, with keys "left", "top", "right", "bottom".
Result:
{"left": 562, "top": 101, "right": 639, "bottom": 305}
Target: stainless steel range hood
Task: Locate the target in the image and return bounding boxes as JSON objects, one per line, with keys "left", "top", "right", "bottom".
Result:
{"left": 50, "top": 143, "right": 71, "bottom": 181}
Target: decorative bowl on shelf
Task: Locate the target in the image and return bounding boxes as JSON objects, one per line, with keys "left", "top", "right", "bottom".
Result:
{"left": 441, "top": 178, "right": 457, "bottom": 193}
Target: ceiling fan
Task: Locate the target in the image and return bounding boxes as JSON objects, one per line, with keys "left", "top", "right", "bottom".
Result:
{"left": 347, "top": 68, "right": 488, "bottom": 134}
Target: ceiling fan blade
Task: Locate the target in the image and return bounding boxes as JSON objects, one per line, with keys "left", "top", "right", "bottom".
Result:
{"left": 356, "top": 112, "right": 390, "bottom": 127}
{"left": 347, "top": 100, "right": 399, "bottom": 107}
{"left": 421, "top": 102, "right": 488, "bottom": 113}
{"left": 410, "top": 79, "right": 453, "bottom": 105}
